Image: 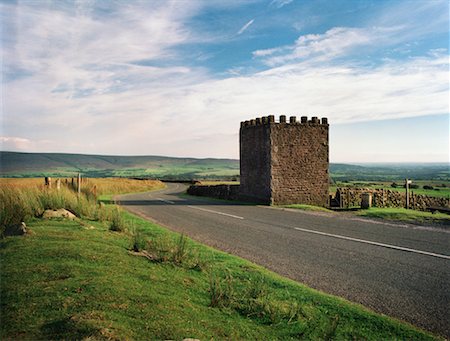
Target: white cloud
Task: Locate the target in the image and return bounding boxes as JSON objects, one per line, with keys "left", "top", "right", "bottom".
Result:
{"left": 252, "top": 47, "right": 279, "bottom": 57}
{"left": 1, "top": 2, "right": 448, "bottom": 161}
{"left": 2, "top": 1, "right": 198, "bottom": 95}
{"left": 3, "top": 33, "right": 448, "bottom": 157}
{"left": 253, "top": 26, "right": 399, "bottom": 66}
{"left": 0, "top": 137, "right": 32, "bottom": 150}
{"left": 0, "top": 136, "right": 56, "bottom": 152}
{"left": 237, "top": 19, "right": 255, "bottom": 35}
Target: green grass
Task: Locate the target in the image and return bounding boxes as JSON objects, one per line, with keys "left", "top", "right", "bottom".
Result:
{"left": 282, "top": 202, "right": 450, "bottom": 226}
{"left": 281, "top": 204, "right": 333, "bottom": 213}
{"left": 356, "top": 207, "right": 450, "bottom": 225}
{"left": 1, "top": 212, "right": 440, "bottom": 340}
{"left": 389, "top": 187, "right": 450, "bottom": 198}
{"left": 0, "top": 179, "right": 164, "bottom": 232}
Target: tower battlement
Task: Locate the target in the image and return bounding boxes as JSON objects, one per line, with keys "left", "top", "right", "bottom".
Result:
{"left": 240, "top": 115, "right": 328, "bottom": 127}
{"left": 239, "top": 114, "right": 329, "bottom": 206}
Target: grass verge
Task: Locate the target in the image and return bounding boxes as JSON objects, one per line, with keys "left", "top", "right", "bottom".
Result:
{"left": 281, "top": 204, "right": 449, "bottom": 226}
{"left": 356, "top": 207, "right": 450, "bottom": 226}
{"left": 281, "top": 204, "right": 333, "bottom": 213}
{"left": 0, "top": 211, "right": 440, "bottom": 340}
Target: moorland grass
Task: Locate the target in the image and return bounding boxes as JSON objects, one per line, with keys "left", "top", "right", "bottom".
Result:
{"left": 0, "top": 211, "right": 440, "bottom": 340}
{"left": 0, "top": 178, "right": 164, "bottom": 232}
{"left": 0, "top": 177, "right": 165, "bottom": 196}
{"left": 0, "top": 178, "right": 443, "bottom": 339}
{"left": 282, "top": 203, "right": 449, "bottom": 225}
{"left": 356, "top": 207, "right": 450, "bottom": 225}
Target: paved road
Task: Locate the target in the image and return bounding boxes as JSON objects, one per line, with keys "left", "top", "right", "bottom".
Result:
{"left": 118, "top": 183, "right": 450, "bottom": 337}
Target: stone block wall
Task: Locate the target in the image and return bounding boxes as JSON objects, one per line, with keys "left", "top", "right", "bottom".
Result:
{"left": 335, "top": 187, "right": 450, "bottom": 211}
{"left": 187, "top": 184, "right": 240, "bottom": 201}
{"left": 240, "top": 115, "right": 329, "bottom": 206}
{"left": 239, "top": 118, "right": 272, "bottom": 203}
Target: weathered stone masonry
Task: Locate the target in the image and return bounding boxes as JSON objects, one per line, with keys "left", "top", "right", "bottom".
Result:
{"left": 335, "top": 187, "right": 450, "bottom": 211}
{"left": 240, "top": 115, "right": 329, "bottom": 206}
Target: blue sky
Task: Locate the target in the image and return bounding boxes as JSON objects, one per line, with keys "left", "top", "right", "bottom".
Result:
{"left": 1, "top": 0, "right": 449, "bottom": 162}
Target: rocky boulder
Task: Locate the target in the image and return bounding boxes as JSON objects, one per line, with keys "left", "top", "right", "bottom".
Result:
{"left": 43, "top": 209, "right": 77, "bottom": 220}
{"left": 3, "top": 222, "right": 27, "bottom": 237}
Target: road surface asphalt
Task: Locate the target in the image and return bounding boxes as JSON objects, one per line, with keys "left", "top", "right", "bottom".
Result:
{"left": 118, "top": 183, "right": 450, "bottom": 337}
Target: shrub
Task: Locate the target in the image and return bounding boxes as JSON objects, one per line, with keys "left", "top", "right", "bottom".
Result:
{"left": 95, "top": 203, "right": 112, "bottom": 222}
{"left": 172, "top": 234, "right": 188, "bottom": 264}
{"left": 403, "top": 184, "right": 419, "bottom": 189}
{"left": 109, "top": 208, "right": 126, "bottom": 232}
{"left": 0, "top": 186, "right": 43, "bottom": 227}
{"left": 143, "top": 233, "right": 205, "bottom": 269}
{"left": 390, "top": 182, "right": 398, "bottom": 188}
{"left": 147, "top": 235, "right": 174, "bottom": 262}
{"left": 207, "top": 271, "right": 311, "bottom": 328}
{"left": 423, "top": 185, "right": 434, "bottom": 190}
{"left": 130, "top": 228, "right": 145, "bottom": 252}
{"left": 187, "top": 249, "right": 209, "bottom": 272}
{"left": 208, "top": 271, "right": 235, "bottom": 308}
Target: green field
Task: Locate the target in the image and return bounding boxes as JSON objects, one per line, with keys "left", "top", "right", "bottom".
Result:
{"left": 330, "top": 180, "right": 450, "bottom": 199}
{"left": 0, "top": 151, "right": 240, "bottom": 180}
{"left": 330, "top": 163, "right": 449, "bottom": 181}
{"left": 1, "top": 152, "right": 449, "bottom": 183}
{"left": 1, "top": 212, "right": 439, "bottom": 340}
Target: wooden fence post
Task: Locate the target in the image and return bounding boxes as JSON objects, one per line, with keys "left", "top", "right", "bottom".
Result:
{"left": 77, "top": 173, "right": 81, "bottom": 197}
{"left": 405, "top": 179, "right": 412, "bottom": 209}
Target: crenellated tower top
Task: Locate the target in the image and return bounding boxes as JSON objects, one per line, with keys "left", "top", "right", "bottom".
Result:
{"left": 240, "top": 115, "right": 328, "bottom": 128}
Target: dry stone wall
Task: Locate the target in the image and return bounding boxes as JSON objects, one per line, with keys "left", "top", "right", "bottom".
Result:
{"left": 240, "top": 115, "right": 329, "bottom": 206}
{"left": 335, "top": 187, "right": 449, "bottom": 211}
{"left": 187, "top": 184, "right": 240, "bottom": 201}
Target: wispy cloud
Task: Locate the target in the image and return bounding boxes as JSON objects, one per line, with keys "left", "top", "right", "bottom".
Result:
{"left": 270, "top": 0, "right": 294, "bottom": 9}
{"left": 253, "top": 26, "right": 399, "bottom": 66}
{"left": 0, "top": 136, "right": 52, "bottom": 151}
{"left": 237, "top": 19, "right": 254, "bottom": 35}
{"left": 0, "top": 137, "right": 32, "bottom": 150}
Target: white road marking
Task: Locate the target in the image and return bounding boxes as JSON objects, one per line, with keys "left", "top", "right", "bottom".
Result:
{"left": 293, "top": 227, "right": 450, "bottom": 260}
{"left": 156, "top": 198, "right": 175, "bottom": 204}
{"left": 187, "top": 205, "right": 244, "bottom": 220}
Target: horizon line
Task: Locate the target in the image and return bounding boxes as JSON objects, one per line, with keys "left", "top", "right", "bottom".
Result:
{"left": 1, "top": 150, "right": 449, "bottom": 165}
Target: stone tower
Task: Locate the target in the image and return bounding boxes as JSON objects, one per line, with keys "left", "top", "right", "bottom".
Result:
{"left": 239, "top": 115, "right": 329, "bottom": 206}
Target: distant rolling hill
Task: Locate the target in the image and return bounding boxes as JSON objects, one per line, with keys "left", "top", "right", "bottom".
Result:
{"left": 0, "top": 151, "right": 448, "bottom": 181}
{"left": 0, "top": 151, "right": 239, "bottom": 180}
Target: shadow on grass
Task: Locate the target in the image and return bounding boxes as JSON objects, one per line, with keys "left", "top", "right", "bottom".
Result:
{"left": 41, "top": 317, "right": 101, "bottom": 340}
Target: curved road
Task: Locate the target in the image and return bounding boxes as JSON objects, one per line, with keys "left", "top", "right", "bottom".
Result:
{"left": 118, "top": 183, "right": 450, "bottom": 337}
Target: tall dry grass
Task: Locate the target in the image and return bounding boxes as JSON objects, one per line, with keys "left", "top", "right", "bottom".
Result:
{"left": 82, "top": 178, "right": 164, "bottom": 196}
{"left": 0, "top": 178, "right": 164, "bottom": 230}
{"left": 0, "top": 185, "right": 97, "bottom": 228}
{"left": 0, "top": 178, "right": 164, "bottom": 196}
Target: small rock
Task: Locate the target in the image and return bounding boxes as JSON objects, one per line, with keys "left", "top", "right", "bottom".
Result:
{"left": 4, "top": 222, "right": 27, "bottom": 236}
{"left": 43, "top": 209, "right": 77, "bottom": 220}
